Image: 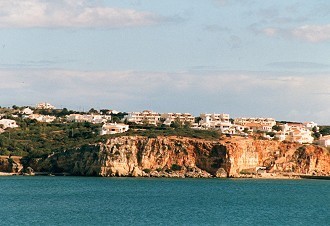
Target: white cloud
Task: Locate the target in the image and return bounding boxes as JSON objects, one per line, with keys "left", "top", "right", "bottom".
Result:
{"left": 0, "top": 0, "right": 160, "bottom": 28}
{"left": 262, "top": 28, "right": 278, "bottom": 37}
{"left": 267, "top": 61, "right": 330, "bottom": 69}
{"left": 291, "top": 24, "right": 330, "bottom": 42}
{"left": 260, "top": 24, "right": 330, "bottom": 43}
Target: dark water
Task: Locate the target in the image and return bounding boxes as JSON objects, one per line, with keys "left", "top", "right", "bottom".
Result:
{"left": 0, "top": 177, "right": 329, "bottom": 225}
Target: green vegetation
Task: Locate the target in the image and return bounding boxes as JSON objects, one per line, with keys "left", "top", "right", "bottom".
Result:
{"left": 0, "top": 114, "right": 220, "bottom": 160}
{"left": 0, "top": 119, "right": 104, "bottom": 157}
{"left": 272, "top": 125, "right": 281, "bottom": 132}
{"left": 266, "top": 131, "right": 276, "bottom": 137}
{"left": 170, "top": 164, "right": 182, "bottom": 171}
{"left": 319, "top": 126, "right": 330, "bottom": 136}
{"left": 142, "top": 168, "right": 151, "bottom": 173}
{"left": 110, "top": 124, "right": 220, "bottom": 140}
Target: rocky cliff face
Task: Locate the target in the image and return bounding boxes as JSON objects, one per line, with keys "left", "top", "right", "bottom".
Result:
{"left": 27, "top": 136, "right": 330, "bottom": 178}
{"left": 0, "top": 156, "right": 22, "bottom": 173}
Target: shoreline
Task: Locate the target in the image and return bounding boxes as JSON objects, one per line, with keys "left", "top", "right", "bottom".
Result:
{"left": 1, "top": 171, "right": 329, "bottom": 180}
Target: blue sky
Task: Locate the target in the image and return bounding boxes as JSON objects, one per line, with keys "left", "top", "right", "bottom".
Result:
{"left": 0, "top": 0, "right": 330, "bottom": 124}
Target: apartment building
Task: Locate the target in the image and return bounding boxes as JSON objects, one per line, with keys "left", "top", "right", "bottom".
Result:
{"left": 234, "top": 117, "right": 276, "bottom": 132}
{"left": 161, "top": 113, "right": 195, "bottom": 126}
{"left": 124, "top": 110, "right": 160, "bottom": 125}
{"left": 66, "top": 114, "right": 110, "bottom": 124}
{"left": 199, "top": 113, "right": 232, "bottom": 133}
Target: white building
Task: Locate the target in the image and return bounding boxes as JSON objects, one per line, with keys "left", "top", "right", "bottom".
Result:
{"left": 108, "top": 110, "right": 119, "bottom": 115}
{"left": 317, "top": 135, "right": 330, "bottom": 147}
{"left": 66, "top": 114, "right": 110, "bottom": 124}
{"left": 234, "top": 117, "right": 276, "bottom": 133}
{"left": 36, "top": 102, "right": 55, "bottom": 110}
{"left": 28, "top": 114, "right": 56, "bottom": 123}
{"left": 124, "top": 110, "right": 160, "bottom": 125}
{"left": 21, "top": 107, "right": 33, "bottom": 115}
{"left": 161, "top": 113, "right": 195, "bottom": 126}
{"left": 275, "top": 123, "right": 314, "bottom": 144}
{"left": 0, "top": 119, "right": 19, "bottom": 129}
{"left": 201, "top": 113, "right": 230, "bottom": 124}
{"left": 199, "top": 113, "right": 233, "bottom": 133}
{"left": 303, "top": 121, "right": 319, "bottom": 131}
{"left": 100, "top": 123, "right": 129, "bottom": 135}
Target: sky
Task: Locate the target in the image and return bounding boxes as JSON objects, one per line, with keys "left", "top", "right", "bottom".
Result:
{"left": 0, "top": 0, "right": 330, "bottom": 124}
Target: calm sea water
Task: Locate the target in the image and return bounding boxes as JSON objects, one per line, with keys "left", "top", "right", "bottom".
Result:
{"left": 0, "top": 177, "right": 329, "bottom": 226}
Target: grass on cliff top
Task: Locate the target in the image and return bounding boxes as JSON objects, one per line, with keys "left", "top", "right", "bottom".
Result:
{"left": 0, "top": 120, "right": 220, "bottom": 158}
{"left": 106, "top": 124, "right": 221, "bottom": 141}
{"left": 0, "top": 119, "right": 107, "bottom": 158}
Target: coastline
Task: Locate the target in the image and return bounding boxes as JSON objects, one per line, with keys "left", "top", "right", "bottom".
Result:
{"left": 2, "top": 171, "right": 329, "bottom": 180}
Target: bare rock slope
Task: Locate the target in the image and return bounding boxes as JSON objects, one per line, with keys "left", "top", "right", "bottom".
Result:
{"left": 28, "top": 136, "right": 330, "bottom": 178}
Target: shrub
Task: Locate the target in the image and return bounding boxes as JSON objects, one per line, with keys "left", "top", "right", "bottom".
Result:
{"left": 171, "top": 164, "right": 182, "bottom": 171}
{"left": 143, "top": 168, "right": 151, "bottom": 173}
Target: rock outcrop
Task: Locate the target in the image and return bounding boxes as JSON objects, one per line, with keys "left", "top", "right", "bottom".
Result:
{"left": 0, "top": 156, "right": 23, "bottom": 174}
{"left": 25, "top": 136, "right": 330, "bottom": 178}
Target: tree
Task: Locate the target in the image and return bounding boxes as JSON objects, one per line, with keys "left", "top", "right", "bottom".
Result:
{"left": 266, "top": 132, "right": 276, "bottom": 137}
{"left": 88, "top": 108, "right": 98, "bottom": 114}
{"left": 313, "top": 132, "right": 321, "bottom": 139}
{"left": 195, "top": 117, "right": 202, "bottom": 124}
{"left": 111, "top": 116, "right": 121, "bottom": 123}
{"left": 183, "top": 121, "right": 191, "bottom": 129}
{"left": 12, "top": 105, "right": 19, "bottom": 110}
{"left": 243, "top": 128, "right": 249, "bottom": 133}
{"left": 170, "top": 118, "right": 181, "bottom": 129}
{"left": 319, "top": 126, "right": 330, "bottom": 136}
{"left": 99, "top": 109, "right": 109, "bottom": 115}
{"left": 61, "top": 108, "right": 69, "bottom": 115}
{"left": 272, "top": 125, "right": 282, "bottom": 132}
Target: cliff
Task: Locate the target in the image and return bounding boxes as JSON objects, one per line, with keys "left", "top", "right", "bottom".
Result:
{"left": 25, "top": 136, "right": 330, "bottom": 178}
{"left": 0, "top": 156, "right": 23, "bottom": 174}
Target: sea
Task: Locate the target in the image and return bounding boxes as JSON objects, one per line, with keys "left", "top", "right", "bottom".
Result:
{"left": 0, "top": 177, "right": 329, "bottom": 226}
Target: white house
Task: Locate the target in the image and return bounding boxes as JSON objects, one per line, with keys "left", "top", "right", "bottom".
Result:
{"left": 0, "top": 119, "right": 19, "bottom": 129}
{"left": 66, "top": 114, "right": 110, "bottom": 124}
{"left": 303, "top": 121, "right": 319, "bottom": 131}
{"left": 28, "top": 114, "right": 56, "bottom": 123}
{"left": 232, "top": 117, "right": 276, "bottom": 133}
{"left": 161, "top": 113, "right": 195, "bottom": 126}
{"left": 21, "top": 107, "right": 33, "bottom": 115}
{"left": 107, "top": 110, "right": 119, "bottom": 115}
{"left": 100, "top": 123, "right": 129, "bottom": 135}
{"left": 36, "top": 102, "right": 55, "bottom": 110}
{"left": 275, "top": 123, "right": 314, "bottom": 144}
{"left": 317, "top": 135, "right": 330, "bottom": 147}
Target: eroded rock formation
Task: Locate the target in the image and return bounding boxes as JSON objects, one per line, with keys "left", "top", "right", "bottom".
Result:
{"left": 26, "top": 136, "right": 330, "bottom": 178}
{"left": 0, "top": 156, "right": 22, "bottom": 173}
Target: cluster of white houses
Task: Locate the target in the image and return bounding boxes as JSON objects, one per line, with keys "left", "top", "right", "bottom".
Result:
{"left": 119, "top": 110, "right": 322, "bottom": 145}
{"left": 1, "top": 103, "right": 330, "bottom": 147}
{"left": 66, "top": 114, "right": 111, "bottom": 124}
